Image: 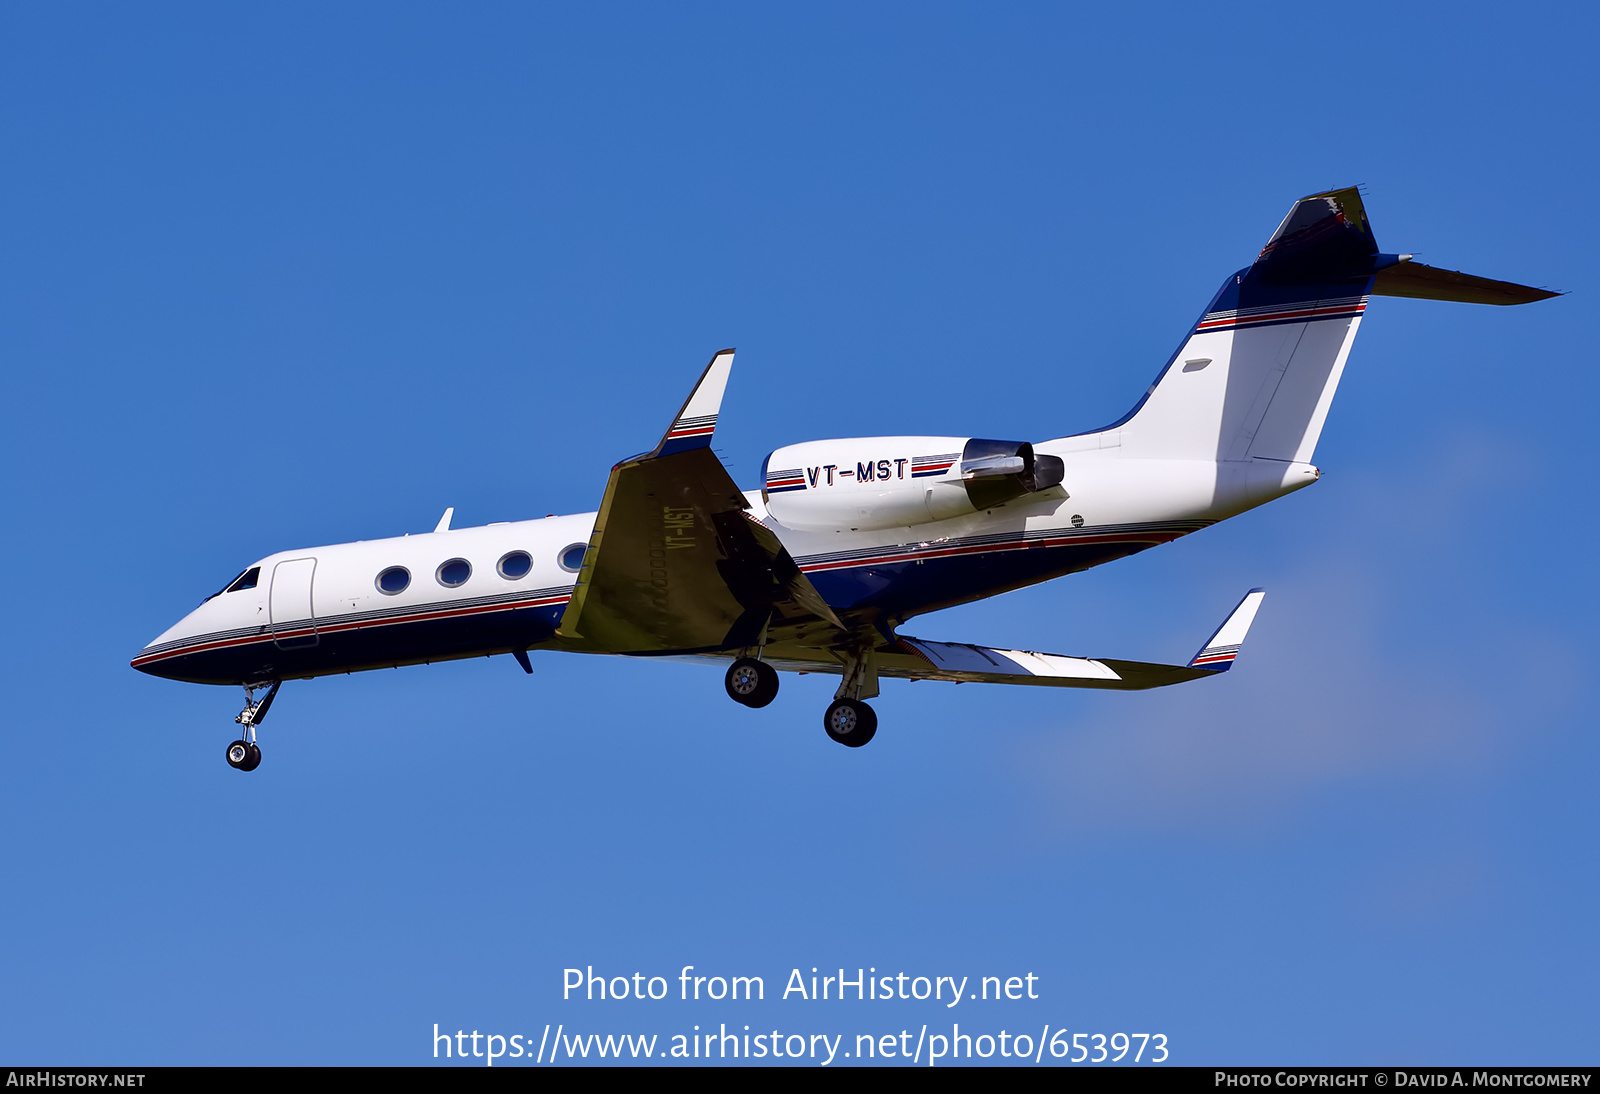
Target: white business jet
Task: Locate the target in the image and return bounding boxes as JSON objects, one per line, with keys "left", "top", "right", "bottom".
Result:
{"left": 133, "top": 188, "right": 1556, "bottom": 768}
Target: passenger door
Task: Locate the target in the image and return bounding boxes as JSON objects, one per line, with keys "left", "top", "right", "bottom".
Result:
{"left": 269, "top": 557, "right": 319, "bottom": 649}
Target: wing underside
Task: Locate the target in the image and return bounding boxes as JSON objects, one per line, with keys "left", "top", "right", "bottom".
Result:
{"left": 557, "top": 350, "right": 846, "bottom": 654}
{"left": 671, "top": 589, "right": 1268, "bottom": 692}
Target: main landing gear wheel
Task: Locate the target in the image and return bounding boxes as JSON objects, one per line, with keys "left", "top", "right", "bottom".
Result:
{"left": 823, "top": 698, "right": 877, "bottom": 747}
{"left": 725, "top": 657, "right": 779, "bottom": 708}
{"left": 226, "top": 740, "right": 261, "bottom": 771}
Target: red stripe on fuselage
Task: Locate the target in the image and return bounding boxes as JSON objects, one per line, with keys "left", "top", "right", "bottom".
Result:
{"left": 132, "top": 594, "right": 571, "bottom": 667}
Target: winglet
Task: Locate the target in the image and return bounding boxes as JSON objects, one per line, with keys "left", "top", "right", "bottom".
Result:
{"left": 1188, "top": 588, "right": 1267, "bottom": 671}
{"left": 652, "top": 348, "right": 735, "bottom": 457}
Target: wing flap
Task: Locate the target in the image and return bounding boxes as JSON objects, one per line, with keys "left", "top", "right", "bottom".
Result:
{"left": 885, "top": 639, "right": 1216, "bottom": 690}
{"left": 898, "top": 637, "right": 1120, "bottom": 681}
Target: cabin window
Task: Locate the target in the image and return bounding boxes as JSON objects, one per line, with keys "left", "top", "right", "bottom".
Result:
{"left": 498, "top": 551, "right": 532, "bottom": 579}
{"left": 376, "top": 566, "right": 411, "bottom": 595}
{"left": 436, "top": 558, "right": 472, "bottom": 588}
{"left": 558, "top": 543, "right": 587, "bottom": 573}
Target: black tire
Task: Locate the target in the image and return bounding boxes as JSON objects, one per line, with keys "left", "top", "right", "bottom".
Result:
{"left": 226, "top": 740, "right": 252, "bottom": 770}
{"left": 725, "top": 658, "right": 779, "bottom": 708}
{"left": 823, "top": 699, "right": 878, "bottom": 747}
{"left": 241, "top": 743, "right": 262, "bottom": 772}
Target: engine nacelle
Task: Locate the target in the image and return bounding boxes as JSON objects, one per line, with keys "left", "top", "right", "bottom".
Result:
{"left": 762, "top": 436, "right": 1065, "bottom": 532}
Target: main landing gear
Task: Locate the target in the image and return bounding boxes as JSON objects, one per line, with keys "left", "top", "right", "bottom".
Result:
{"left": 823, "top": 697, "right": 877, "bottom": 747}
{"left": 824, "top": 646, "right": 878, "bottom": 747}
{"left": 227, "top": 680, "right": 279, "bottom": 772}
{"left": 721, "top": 643, "right": 881, "bottom": 748}
{"left": 725, "top": 657, "right": 779, "bottom": 708}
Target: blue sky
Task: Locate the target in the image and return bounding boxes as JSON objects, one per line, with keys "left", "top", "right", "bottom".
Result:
{"left": 2, "top": 3, "right": 1594, "bottom": 1066}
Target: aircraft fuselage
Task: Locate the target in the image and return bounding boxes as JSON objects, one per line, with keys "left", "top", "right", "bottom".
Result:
{"left": 133, "top": 448, "right": 1311, "bottom": 686}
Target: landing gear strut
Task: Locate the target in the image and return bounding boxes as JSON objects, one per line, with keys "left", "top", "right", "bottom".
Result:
{"left": 825, "top": 647, "right": 879, "bottom": 747}
{"left": 227, "top": 680, "right": 279, "bottom": 772}
{"left": 725, "top": 657, "right": 779, "bottom": 708}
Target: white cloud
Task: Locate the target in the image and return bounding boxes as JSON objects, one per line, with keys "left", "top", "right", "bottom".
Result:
{"left": 1003, "top": 431, "right": 1583, "bottom": 836}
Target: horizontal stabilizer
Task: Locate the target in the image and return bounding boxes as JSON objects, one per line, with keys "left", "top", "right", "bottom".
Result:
{"left": 1371, "top": 260, "right": 1561, "bottom": 305}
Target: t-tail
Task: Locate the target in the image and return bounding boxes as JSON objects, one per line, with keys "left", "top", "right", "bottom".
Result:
{"left": 1105, "top": 187, "right": 1558, "bottom": 508}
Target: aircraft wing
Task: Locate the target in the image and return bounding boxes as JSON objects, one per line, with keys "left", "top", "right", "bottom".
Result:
{"left": 558, "top": 350, "right": 847, "bottom": 654}
{"left": 760, "top": 589, "right": 1267, "bottom": 691}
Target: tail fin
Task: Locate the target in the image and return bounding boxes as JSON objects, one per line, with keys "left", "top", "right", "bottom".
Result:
{"left": 1111, "top": 188, "right": 1555, "bottom": 466}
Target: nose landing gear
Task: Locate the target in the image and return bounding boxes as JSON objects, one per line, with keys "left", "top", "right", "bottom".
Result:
{"left": 227, "top": 680, "right": 279, "bottom": 772}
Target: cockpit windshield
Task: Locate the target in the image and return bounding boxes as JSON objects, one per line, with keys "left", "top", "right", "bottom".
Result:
{"left": 203, "top": 566, "right": 260, "bottom": 603}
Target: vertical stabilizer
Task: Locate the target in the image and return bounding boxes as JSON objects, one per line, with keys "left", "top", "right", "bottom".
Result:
{"left": 1118, "top": 188, "right": 1376, "bottom": 466}
{"left": 1108, "top": 188, "right": 1557, "bottom": 473}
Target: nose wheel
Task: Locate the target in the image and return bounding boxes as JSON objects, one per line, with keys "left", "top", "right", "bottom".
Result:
{"left": 725, "top": 657, "right": 779, "bottom": 708}
{"left": 228, "top": 680, "right": 280, "bottom": 772}
{"left": 226, "top": 740, "right": 262, "bottom": 771}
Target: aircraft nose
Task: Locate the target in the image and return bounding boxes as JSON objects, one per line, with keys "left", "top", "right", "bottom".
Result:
{"left": 132, "top": 639, "right": 182, "bottom": 679}
{"left": 131, "top": 607, "right": 205, "bottom": 681}
{"left": 132, "top": 598, "right": 270, "bottom": 685}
